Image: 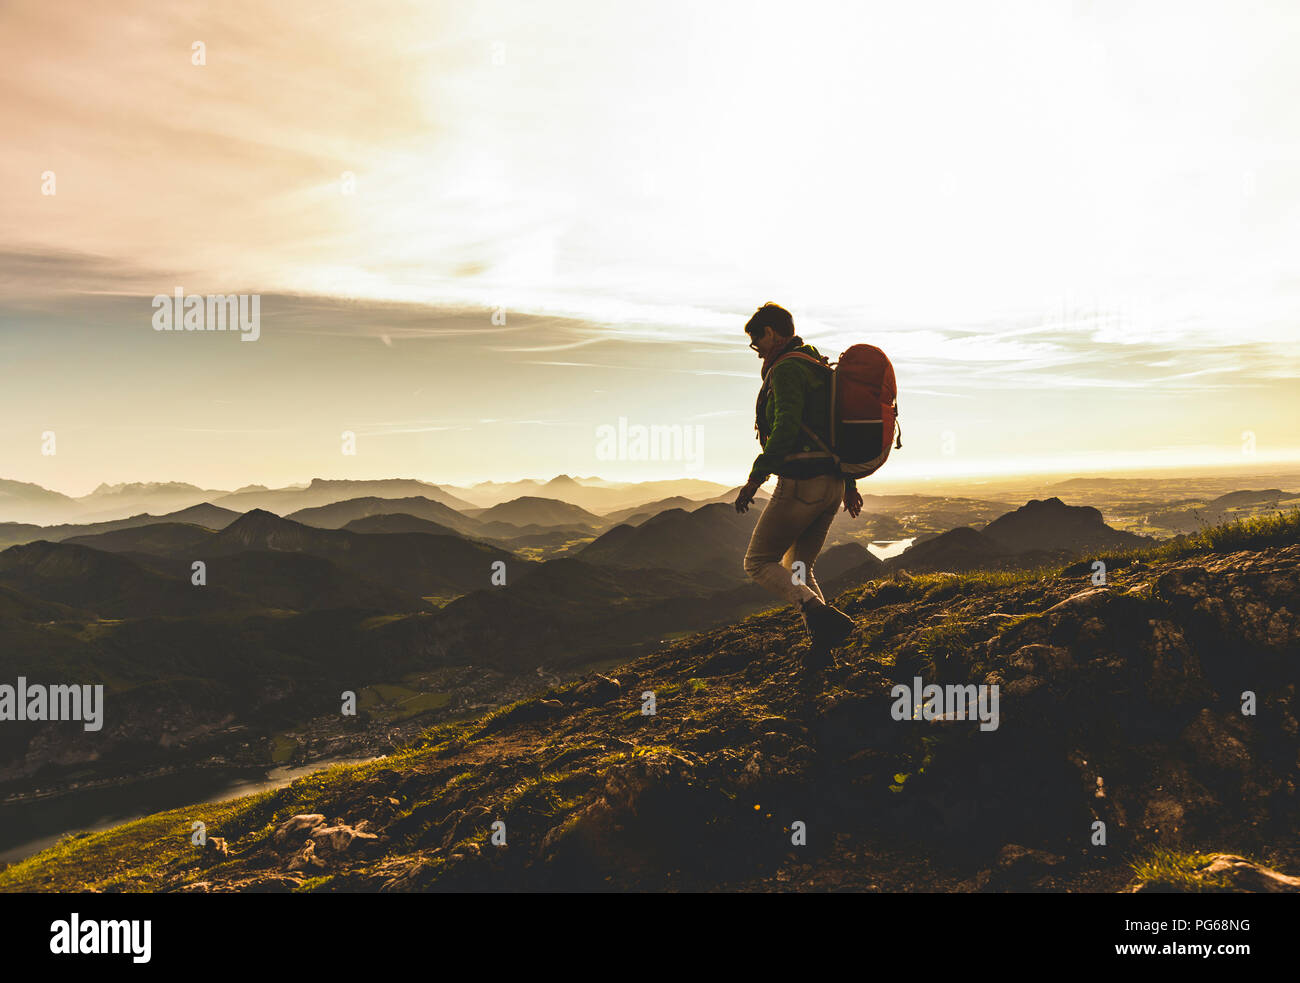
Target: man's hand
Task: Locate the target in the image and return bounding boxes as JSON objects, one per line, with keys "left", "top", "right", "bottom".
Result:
{"left": 843, "top": 485, "right": 863, "bottom": 518}
{"left": 735, "top": 479, "right": 762, "bottom": 514}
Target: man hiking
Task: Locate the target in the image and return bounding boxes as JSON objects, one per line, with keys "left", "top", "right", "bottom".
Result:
{"left": 735, "top": 302, "right": 861, "bottom": 671}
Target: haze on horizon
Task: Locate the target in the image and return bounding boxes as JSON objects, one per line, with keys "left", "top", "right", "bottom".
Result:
{"left": 3, "top": 0, "right": 1299, "bottom": 497}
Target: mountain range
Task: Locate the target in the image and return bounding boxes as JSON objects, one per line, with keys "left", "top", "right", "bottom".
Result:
{"left": 9, "top": 508, "right": 1297, "bottom": 892}
{"left": 0, "top": 475, "right": 1239, "bottom": 806}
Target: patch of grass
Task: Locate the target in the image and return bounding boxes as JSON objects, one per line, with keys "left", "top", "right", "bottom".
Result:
{"left": 915, "top": 567, "right": 1058, "bottom": 590}
{"left": 0, "top": 788, "right": 282, "bottom": 893}
{"left": 994, "top": 611, "right": 1046, "bottom": 633}
{"left": 1180, "top": 508, "right": 1300, "bottom": 553}
{"left": 500, "top": 771, "right": 587, "bottom": 817}
{"left": 3, "top": 721, "right": 497, "bottom": 889}
{"left": 445, "top": 770, "right": 477, "bottom": 789}
{"left": 543, "top": 740, "right": 608, "bottom": 771}
{"left": 1129, "top": 847, "right": 1241, "bottom": 892}
{"left": 1099, "top": 508, "right": 1300, "bottom": 569}
{"left": 908, "top": 618, "right": 992, "bottom": 673}
{"left": 631, "top": 743, "right": 683, "bottom": 759}
{"left": 472, "top": 697, "right": 536, "bottom": 736}
{"left": 856, "top": 510, "right": 1300, "bottom": 616}
{"left": 596, "top": 751, "right": 631, "bottom": 770}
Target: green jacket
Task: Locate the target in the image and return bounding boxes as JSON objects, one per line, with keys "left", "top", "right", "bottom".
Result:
{"left": 750, "top": 339, "right": 843, "bottom": 484}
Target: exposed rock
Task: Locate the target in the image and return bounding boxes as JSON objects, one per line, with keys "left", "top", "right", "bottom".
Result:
{"left": 287, "top": 838, "right": 325, "bottom": 872}
{"left": 1046, "top": 587, "right": 1110, "bottom": 613}
{"left": 1191, "top": 855, "right": 1300, "bottom": 892}
{"left": 273, "top": 813, "right": 326, "bottom": 849}
{"left": 309, "top": 824, "right": 380, "bottom": 856}
{"left": 571, "top": 673, "right": 622, "bottom": 705}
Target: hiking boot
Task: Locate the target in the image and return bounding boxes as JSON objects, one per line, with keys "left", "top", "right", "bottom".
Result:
{"left": 800, "top": 597, "right": 856, "bottom": 651}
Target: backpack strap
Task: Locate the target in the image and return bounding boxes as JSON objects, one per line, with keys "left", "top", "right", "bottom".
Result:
{"left": 770, "top": 351, "right": 833, "bottom": 374}
{"left": 761, "top": 351, "right": 838, "bottom": 465}
{"left": 800, "top": 422, "right": 841, "bottom": 468}
{"left": 759, "top": 350, "right": 833, "bottom": 397}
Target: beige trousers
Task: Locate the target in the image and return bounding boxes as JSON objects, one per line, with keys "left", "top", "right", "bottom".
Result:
{"left": 743, "top": 473, "right": 845, "bottom": 606}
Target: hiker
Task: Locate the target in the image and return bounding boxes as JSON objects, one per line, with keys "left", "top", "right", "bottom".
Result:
{"left": 735, "top": 302, "right": 860, "bottom": 670}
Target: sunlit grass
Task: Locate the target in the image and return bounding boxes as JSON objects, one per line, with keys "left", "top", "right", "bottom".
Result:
{"left": 1127, "top": 846, "right": 1263, "bottom": 892}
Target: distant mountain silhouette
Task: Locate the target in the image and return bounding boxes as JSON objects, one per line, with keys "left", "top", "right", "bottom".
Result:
{"left": 1145, "top": 488, "right": 1300, "bottom": 535}
{"left": 445, "top": 477, "right": 734, "bottom": 512}
{"left": 162, "top": 502, "right": 242, "bottom": 528}
{"left": 213, "top": 478, "right": 478, "bottom": 515}
{"left": 208, "top": 509, "right": 522, "bottom": 596}
{"left": 889, "top": 527, "right": 1007, "bottom": 573}
{"left": 62, "top": 522, "right": 217, "bottom": 555}
{"left": 701, "top": 487, "right": 774, "bottom": 508}
{"left": 578, "top": 503, "right": 758, "bottom": 582}
{"left": 341, "top": 513, "right": 465, "bottom": 537}
{"left": 0, "top": 478, "right": 82, "bottom": 525}
{"left": 0, "top": 521, "right": 44, "bottom": 551}
{"left": 469, "top": 496, "right": 602, "bottom": 529}
{"left": 604, "top": 490, "right": 774, "bottom": 528}
{"left": 600, "top": 496, "right": 699, "bottom": 526}
{"left": 71, "top": 481, "right": 229, "bottom": 522}
{"left": 288, "top": 495, "right": 481, "bottom": 536}
{"left": 0, "top": 502, "right": 241, "bottom": 550}
{"left": 816, "top": 542, "right": 876, "bottom": 582}
{"left": 442, "top": 477, "right": 547, "bottom": 507}
{"left": 0, "top": 540, "right": 251, "bottom": 618}
{"left": 1206, "top": 489, "right": 1291, "bottom": 510}
{"left": 825, "top": 550, "right": 887, "bottom": 593}
{"left": 542, "top": 474, "right": 583, "bottom": 491}
{"left": 981, "top": 497, "right": 1150, "bottom": 553}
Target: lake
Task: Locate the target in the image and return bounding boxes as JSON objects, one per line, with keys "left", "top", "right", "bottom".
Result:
{"left": 867, "top": 537, "right": 915, "bottom": 560}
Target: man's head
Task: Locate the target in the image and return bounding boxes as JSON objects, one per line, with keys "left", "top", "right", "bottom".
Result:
{"left": 744, "top": 302, "right": 795, "bottom": 359}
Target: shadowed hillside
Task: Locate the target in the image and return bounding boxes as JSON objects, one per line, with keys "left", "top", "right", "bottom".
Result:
{"left": 289, "top": 496, "right": 483, "bottom": 536}
{"left": 6, "top": 510, "right": 1296, "bottom": 893}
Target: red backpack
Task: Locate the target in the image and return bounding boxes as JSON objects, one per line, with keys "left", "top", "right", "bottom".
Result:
{"left": 771, "top": 345, "right": 901, "bottom": 478}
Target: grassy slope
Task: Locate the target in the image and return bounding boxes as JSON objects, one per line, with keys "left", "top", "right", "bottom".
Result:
{"left": 3, "top": 509, "right": 1298, "bottom": 893}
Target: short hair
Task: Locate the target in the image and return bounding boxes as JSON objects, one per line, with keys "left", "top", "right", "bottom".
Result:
{"left": 745, "top": 302, "right": 794, "bottom": 338}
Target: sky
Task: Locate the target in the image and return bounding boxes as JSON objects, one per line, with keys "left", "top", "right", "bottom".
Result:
{"left": 2, "top": 0, "right": 1298, "bottom": 496}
